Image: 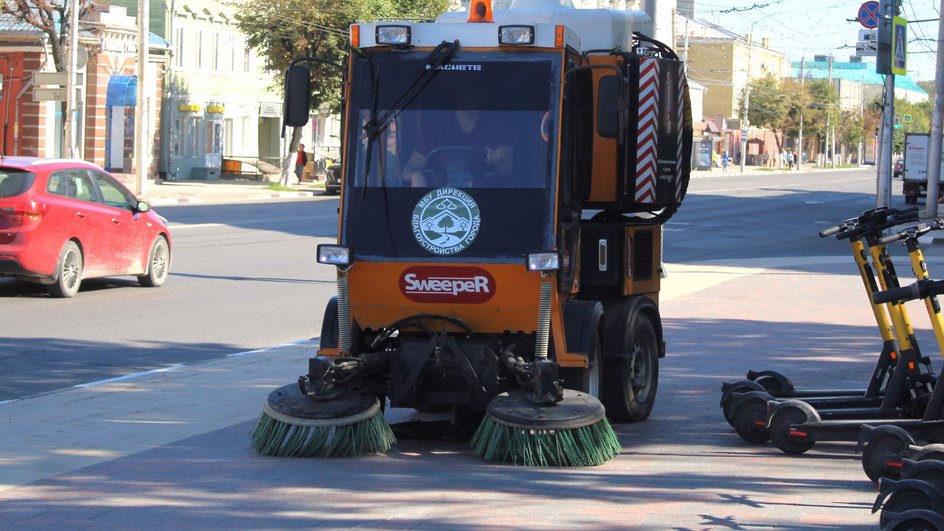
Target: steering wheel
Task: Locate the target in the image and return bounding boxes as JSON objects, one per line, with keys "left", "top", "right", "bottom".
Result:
{"left": 425, "top": 146, "right": 487, "bottom": 187}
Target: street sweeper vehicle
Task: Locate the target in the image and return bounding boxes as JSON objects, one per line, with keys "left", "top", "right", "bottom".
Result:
{"left": 252, "top": 0, "right": 693, "bottom": 466}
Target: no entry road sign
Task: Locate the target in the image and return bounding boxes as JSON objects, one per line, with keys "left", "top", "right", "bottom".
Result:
{"left": 858, "top": 1, "right": 880, "bottom": 29}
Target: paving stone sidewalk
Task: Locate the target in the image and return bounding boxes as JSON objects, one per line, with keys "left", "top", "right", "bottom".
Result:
{"left": 1, "top": 257, "right": 915, "bottom": 529}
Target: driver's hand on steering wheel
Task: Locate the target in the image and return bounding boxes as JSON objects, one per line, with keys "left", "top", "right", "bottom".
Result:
{"left": 486, "top": 145, "right": 513, "bottom": 174}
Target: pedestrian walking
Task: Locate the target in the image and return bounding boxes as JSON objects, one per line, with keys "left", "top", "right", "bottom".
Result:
{"left": 295, "top": 144, "right": 308, "bottom": 183}
{"left": 787, "top": 151, "right": 794, "bottom": 169}
{"left": 722, "top": 151, "right": 729, "bottom": 172}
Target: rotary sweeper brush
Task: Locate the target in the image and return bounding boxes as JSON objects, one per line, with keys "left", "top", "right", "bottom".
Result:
{"left": 251, "top": 0, "right": 693, "bottom": 466}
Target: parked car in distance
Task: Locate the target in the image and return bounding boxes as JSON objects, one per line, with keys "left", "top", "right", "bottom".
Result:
{"left": 894, "top": 158, "right": 904, "bottom": 178}
{"left": 0, "top": 157, "right": 172, "bottom": 297}
{"left": 324, "top": 163, "right": 342, "bottom": 195}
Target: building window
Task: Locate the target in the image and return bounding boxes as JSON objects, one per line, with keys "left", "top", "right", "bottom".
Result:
{"left": 228, "top": 35, "right": 236, "bottom": 71}
{"left": 224, "top": 118, "right": 233, "bottom": 155}
{"left": 241, "top": 116, "right": 251, "bottom": 152}
{"left": 243, "top": 45, "right": 250, "bottom": 73}
{"left": 206, "top": 119, "right": 223, "bottom": 154}
{"left": 186, "top": 116, "right": 201, "bottom": 157}
{"left": 212, "top": 33, "right": 220, "bottom": 70}
{"left": 196, "top": 30, "right": 203, "bottom": 69}
{"left": 175, "top": 28, "right": 185, "bottom": 68}
{"left": 172, "top": 116, "right": 182, "bottom": 156}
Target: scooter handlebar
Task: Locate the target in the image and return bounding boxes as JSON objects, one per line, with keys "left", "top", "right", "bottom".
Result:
{"left": 877, "top": 218, "right": 944, "bottom": 245}
{"left": 829, "top": 208, "right": 920, "bottom": 241}
{"left": 873, "top": 279, "right": 944, "bottom": 304}
{"left": 819, "top": 224, "right": 845, "bottom": 238}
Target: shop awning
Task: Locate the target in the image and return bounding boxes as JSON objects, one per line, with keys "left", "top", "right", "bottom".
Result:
{"left": 106, "top": 75, "right": 137, "bottom": 107}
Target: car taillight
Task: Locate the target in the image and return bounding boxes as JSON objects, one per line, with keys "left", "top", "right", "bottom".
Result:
{"left": 23, "top": 200, "right": 45, "bottom": 220}
{"left": 2, "top": 200, "right": 45, "bottom": 222}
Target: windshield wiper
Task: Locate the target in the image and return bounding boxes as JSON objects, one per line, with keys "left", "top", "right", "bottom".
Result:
{"left": 360, "top": 40, "right": 460, "bottom": 195}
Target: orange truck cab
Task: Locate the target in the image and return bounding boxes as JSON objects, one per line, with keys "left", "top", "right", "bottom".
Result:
{"left": 294, "top": 0, "right": 692, "bottom": 427}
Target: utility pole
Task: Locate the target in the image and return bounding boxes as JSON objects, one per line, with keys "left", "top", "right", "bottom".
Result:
{"left": 135, "top": 0, "right": 149, "bottom": 196}
{"left": 925, "top": 0, "right": 944, "bottom": 218}
{"left": 740, "top": 36, "right": 751, "bottom": 173}
{"left": 826, "top": 54, "right": 836, "bottom": 169}
{"left": 797, "top": 57, "right": 804, "bottom": 171}
{"left": 63, "top": 0, "right": 79, "bottom": 158}
{"left": 875, "top": 0, "right": 897, "bottom": 208}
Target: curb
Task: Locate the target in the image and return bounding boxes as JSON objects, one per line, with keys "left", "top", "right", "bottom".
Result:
{"left": 148, "top": 197, "right": 207, "bottom": 206}
{"left": 249, "top": 191, "right": 317, "bottom": 200}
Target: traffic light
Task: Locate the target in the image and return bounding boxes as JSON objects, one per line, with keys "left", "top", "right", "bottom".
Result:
{"left": 894, "top": 116, "right": 902, "bottom": 129}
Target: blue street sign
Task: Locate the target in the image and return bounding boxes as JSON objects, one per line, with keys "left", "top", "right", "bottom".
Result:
{"left": 858, "top": 1, "right": 880, "bottom": 29}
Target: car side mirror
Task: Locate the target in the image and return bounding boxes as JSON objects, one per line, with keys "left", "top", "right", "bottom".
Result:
{"left": 135, "top": 200, "right": 150, "bottom": 213}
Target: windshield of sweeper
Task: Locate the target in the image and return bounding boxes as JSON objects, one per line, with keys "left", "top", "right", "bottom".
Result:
{"left": 341, "top": 50, "right": 562, "bottom": 262}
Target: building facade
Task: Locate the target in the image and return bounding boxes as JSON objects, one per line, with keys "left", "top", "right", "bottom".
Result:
{"left": 111, "top": 0, "right": 286, "bottom": 181}
{"left": 0, "top": 9, "right": 165, "bottom": 181}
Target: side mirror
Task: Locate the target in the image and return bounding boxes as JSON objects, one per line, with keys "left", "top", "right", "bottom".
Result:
{"left": 596, "top": 75, "right": 620, "bottom": 139}
{"left": 135, "top": 200, "right": 150, "bottom": 213}
{"left": 284, "top": 65, "right": 311, "bottom": 127}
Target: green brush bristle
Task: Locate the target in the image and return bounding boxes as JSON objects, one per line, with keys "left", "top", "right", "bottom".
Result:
{"left": 470, "top": 415, "right": 621, "bottom": 466}
{"left": 251, "top": 410, "right": 396, "bottom": 458}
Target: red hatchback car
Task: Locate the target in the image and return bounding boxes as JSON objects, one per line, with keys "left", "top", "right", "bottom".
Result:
{"left": 0, "top": 158, "right": 171, "bottom": 297}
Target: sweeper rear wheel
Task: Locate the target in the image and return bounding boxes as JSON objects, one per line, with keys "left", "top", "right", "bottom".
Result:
{"left": 602, "top": 312, "right": 658, "bottom": 422}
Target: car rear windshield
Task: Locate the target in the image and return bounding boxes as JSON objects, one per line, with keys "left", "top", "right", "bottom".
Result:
{"left": 0, "top": 170, "right": 36, "bottom": 198}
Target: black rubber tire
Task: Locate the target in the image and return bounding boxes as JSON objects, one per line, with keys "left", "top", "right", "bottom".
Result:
{"left": 138, "top": 236, "right": 170, "bottom": 288}
{"left": 561, "top": 331, "right": 602, "bottom": 399}
{"left": 602, "top": 313, "right": 659, "bottom": 422}
{"left": 47, "top": 241, "right": 82, "bottom": 298}
{"left": 721, "top": 380, "right": 766, "bottom": 426}
{"left": 880, "top": 487, "right": 944, "bottom": 528}
{"left": 863, "top": 434, "right": 907, "bottom": 483}
{"left": 731, "top": 394, "right": 772, "bottom": 444}
{"left": 884, "top": 509, "right": 944, "bottom": 531}
{"left": 769, "top": 406, "right": 815, "bottom": 455}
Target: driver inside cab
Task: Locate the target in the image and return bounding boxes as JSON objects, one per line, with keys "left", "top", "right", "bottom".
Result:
{"left": 402, "top": 110, "right": 514, "bottom": 188}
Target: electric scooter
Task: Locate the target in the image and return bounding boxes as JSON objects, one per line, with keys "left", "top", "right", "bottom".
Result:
{"left": 764, "top": 221, "right": 944, "bottom": 467}
{"left": 725, "top": 208, "right": 936, "bottom": 444}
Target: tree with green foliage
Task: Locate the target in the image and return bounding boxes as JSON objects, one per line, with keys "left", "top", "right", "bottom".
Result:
{"left": 236, "top": 0, "right": 447, "bottom": 113}
{"left": 0, "top": 0, "right": 97, "bottom": 73}
{"left": 892, "top": 97, "right": 931, "bottom": 153}
{"left": 745, "top": 75, "right": 788, "bottom": 158}
{"left": 801, "top": 79, "right": 838, "bottom": 161}
{"left": 236, "top": 0, "right": 447, "bottom": 185}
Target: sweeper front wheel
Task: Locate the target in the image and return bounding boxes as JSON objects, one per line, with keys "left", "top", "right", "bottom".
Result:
{"left": 602, "top": 312, "right": 659, "bottom": 423}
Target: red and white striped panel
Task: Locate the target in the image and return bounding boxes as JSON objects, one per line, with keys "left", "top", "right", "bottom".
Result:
{"left": 635, "top": 58, "right": 659, "bottom": 204}
{"left": 675, "top": 64, "right": 687, "bottom": 203}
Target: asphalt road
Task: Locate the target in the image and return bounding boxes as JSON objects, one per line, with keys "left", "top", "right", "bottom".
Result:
{"left": 0, "top": 197, "right": 341, "bottom": 400}
{"left": 0, "top": 168, "right": 930, "bottom": 401}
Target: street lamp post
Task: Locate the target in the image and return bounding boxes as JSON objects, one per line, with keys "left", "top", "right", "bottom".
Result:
{"left": 738, "top": 13, "right": 777, "bottom": 173}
